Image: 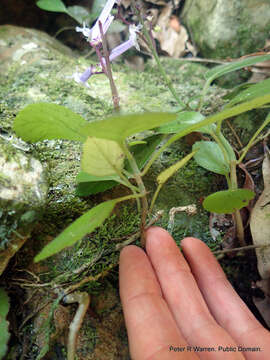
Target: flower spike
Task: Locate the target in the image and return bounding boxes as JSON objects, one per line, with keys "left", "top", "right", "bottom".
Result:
{"left": 76, "top": 0, "right": 120, "bottom": 46}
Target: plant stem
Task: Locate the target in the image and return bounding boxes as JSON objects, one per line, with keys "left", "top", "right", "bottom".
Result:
{"left": 121, "top": 142, "right": 148, "bottom": 247}
{"left": 230, "top": 161, "right": 246, "bottom": 246}
{"left": 149, "top": 184, "right": 162, "bottom": 215}
{"left": 131, "top": 1, "right": 186, "bottom": 109}
{"left": 99, "top": 21, "right": 120, "bottom": 112}
{"left": 238, "top": 114, "right": 270, "bottom": 164}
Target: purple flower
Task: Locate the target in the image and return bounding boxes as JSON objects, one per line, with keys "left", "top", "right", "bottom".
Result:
{"left": 76, "top": 0, "right": 120, "bottom": 46}
{"left": 72, "top": 24, "right": 141, "bottom": 87}
{"left": 109, "top": 24, "right": 142, "bottom": 61}
{"left": 71, "top": 66, "right": 95, "bottom": 87}
{"left": 73, "top": 1, "right": 142, "bottom": 88}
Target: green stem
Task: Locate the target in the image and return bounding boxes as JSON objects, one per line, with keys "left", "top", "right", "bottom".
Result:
{"left": 149, "top": 184, "right": 162, "bottom": 215}
{"left": 131, "top": 1, "right": 186, "bottom": 109}
{"left": 121, "top": 142, "right": 149, "bottom": 247}
{"left": 238, "top": 114, "right": 270, "bottom": 164}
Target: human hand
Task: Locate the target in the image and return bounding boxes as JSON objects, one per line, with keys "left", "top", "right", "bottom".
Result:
{"left": 119, "top": 227, "right": 270, "bottom": 359}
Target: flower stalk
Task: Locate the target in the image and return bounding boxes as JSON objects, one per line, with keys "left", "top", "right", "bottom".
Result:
{"left": 98, "top": 21, "right": 120, "bottom": 111}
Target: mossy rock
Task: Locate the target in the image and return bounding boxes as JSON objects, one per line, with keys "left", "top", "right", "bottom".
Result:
{"left": 183, "top": 0, "right": 270, "bottom": 59}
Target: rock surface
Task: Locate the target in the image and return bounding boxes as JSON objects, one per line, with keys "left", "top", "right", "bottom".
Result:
{"left": 0, "top": 24, "right": 224, "bottom": 359}
{"left": 182, "top": 0, "right": 270, "bottom": 59}
{"left": 0, "top": 138, "right": 47, "bottom": 275}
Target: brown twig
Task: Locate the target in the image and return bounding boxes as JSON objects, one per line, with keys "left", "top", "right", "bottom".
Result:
{"left": 213, "top": 243, "right": 270, "bottom": 255}
{"left": 226, "top": 119, "right": 243, "bottom": 148}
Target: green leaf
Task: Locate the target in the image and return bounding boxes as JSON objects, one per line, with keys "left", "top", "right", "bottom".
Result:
{"left": 128, "top": 135, "right": 164, "bottom": 171}
{"left": 203, "top": 189, "right": 255, "bottom": 214}
{"left": 67, "top": 6, "right": 90, "bottom": 24}
{"left": 36, "top": 0, "right": 68, "bottom": 13}
{"left": 81, "top": 137, "right": 125, "bottom": 176}
{"left": 218, "top": 133, "right": 236, "bottom": 161}
{"left": 75, "top": 180, "right": 117, "bottom": 196}
{"left": 34, "top": 200, "right": 116, "bottom": 261}
{"left": 225, "top": 78, "right": 270, "bottom": 108}
{"left": 0, "top": 288, "right": 10, "bottom": 360}
{"left": 158, "top": 111, "right": 215, "bottom": 134}
{"left": 157, "top": 151, "right": 196, "bottom": 185}
{"left": 193, "top": 141, "right": 230, "bottom": 175}
{"left": 222, "top": 83, "right": 253, "bottom": 101}
{"left": 80, "top": 112, "right": 177, "bottom": 142}
{"left": 14, "top": 103, "right": 87, "bottom": 142}
{"left": 75, "top": 171, "right": 119, "bottom": 197}
{"left": 205, "top": 54, "right": 270, "bottom": 82}
{"left": 76, "top": 171, "right": 119, "bottom": 183}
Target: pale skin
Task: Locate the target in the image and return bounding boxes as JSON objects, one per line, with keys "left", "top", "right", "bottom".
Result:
{"left": 119, "top": 227, "right": 270, "bottom": 360}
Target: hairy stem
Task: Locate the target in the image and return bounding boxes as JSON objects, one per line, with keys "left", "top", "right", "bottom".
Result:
{"left": 99, "top": 21, "right": 120, "bottom": 111}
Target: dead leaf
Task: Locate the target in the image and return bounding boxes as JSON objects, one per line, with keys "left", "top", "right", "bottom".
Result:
{"left": 153, "top": 4, "right": 189, "bottom": 58}
{"left": 250, "top": 148, "right": 270, "bottom": 280}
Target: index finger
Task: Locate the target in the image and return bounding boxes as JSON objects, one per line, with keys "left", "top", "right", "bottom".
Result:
{"left": 119, "top": 245, "right": 198, "bottom": 359}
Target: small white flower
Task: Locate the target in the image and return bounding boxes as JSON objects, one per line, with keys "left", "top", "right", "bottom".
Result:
{"left": 129, "top": 24, "right": 142, "bottom": 51}
{"left": 76, "top": 0, "right": 119, "bottom": 46}
{"left": 75, "top": 22, "right": 92, "bottom": 40}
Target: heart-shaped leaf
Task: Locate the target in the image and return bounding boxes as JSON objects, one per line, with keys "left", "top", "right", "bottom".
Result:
{"left": 193, "top": 141, "right": 230, "bottom": 175}
{"left": 203, "top": 189, "right": 255, "bottom": 214}
{"left": 81, "top": 137, "right": 125, "bottom": 176}
{"left": 14, "top": 103, "right": 87, "bottom": 142}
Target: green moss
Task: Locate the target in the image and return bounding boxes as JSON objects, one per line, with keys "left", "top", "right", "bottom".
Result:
{"left": 36, "top": 203, "right": 140, "bottom": 288}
